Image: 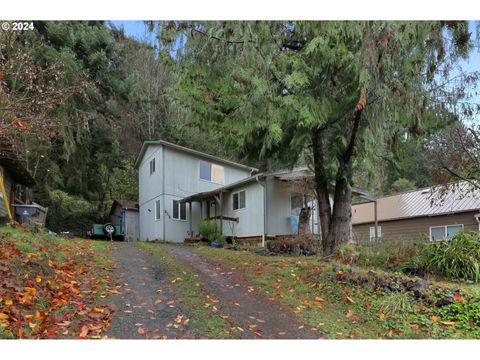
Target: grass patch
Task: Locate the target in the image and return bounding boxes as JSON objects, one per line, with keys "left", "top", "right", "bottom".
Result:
{"left": 0, "top": 226, "right": 115, "bottom": 339}
{"left": 191, "top": 246, "right": 480, "bottom": 339}
{"left": 136, "top": 242, "right": 234, "bottom": 338}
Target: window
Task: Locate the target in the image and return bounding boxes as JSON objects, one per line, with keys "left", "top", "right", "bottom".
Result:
{"left": 369, "top": 225, "right": 382, "bottom": 241}
{"left": 233, "top": 190, "right": 246, "bottom": 210}
{"left": 290, "top": 193, "right": 303, "bottom": 216}
{"left": 172, "top": 200, "right": 187, "bottom": 220}
{"left": 150, "top": 158, "right": 156, "bottom": 175}
{"left": 199, "top": 160, "right": 224, "bottom": 184}
{"left": 430, "top": 224, "right": 464, "bottom": 241}
{"left": 155, "top": 199, "right": 161, "bottom": 221}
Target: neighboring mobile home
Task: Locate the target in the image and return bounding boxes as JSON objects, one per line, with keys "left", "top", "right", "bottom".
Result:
{"left": 134, "top": 140, "right": 322, "bottom": 242}
{"left": 0, "top": 150, "right": 36, "bottom": 225}
{"left": 352, "top": 183, "right": 480, "bottom": 242}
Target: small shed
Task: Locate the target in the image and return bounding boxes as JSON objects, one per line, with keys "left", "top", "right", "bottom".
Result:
{"left": 109, "top": 200, "right": 139, "bottom": 241}
{"left": 0, "top": 149, "right": 36, "bottom": 225}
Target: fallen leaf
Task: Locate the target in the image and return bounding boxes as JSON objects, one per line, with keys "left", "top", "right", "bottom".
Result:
{"left": 345, "top": 310, "right": 353, "bottom": 318}
{"left": 314, "top": 296, "right": 324, "bottom": 302}
{"left": 166, "top": 300, "right": 175, "bottom": 305}
{"left": 0, "top": 313, "right": 9, "bottom": 320}
{"left": 431, "top": 315, "right": 440, "bottom": 322}
{"left": 138, "top": 327, "right": 146, "bottom": 334}
{"left": 441, "top": 321, "right": 456, "bottom": 326}
{"left": 219, "top": 315, "right": 229, "bottom": 321}
{"left": 346, "top": 296, "right": 355, "bottom": 304}
{"left": 5, "top": 299, "right": 13, "bottom": 306}
{"left": 154, "top": 300, "right": 162, "bottom": 305}
{"left": 278, "top": 332, "right": 286, "bottom": 335}
{"left": 378, "top": 313, "right": 385, "bottom": 319}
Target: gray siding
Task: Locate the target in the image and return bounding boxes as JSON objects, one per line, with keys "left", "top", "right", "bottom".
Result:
{"left": 124, "top": 210, "right": 139, "bottom": 241}
{"left": 220, "top": 182, "right": 265, "bottom": 237}
{"left": 138, "top": 145, "right": 252, "bottom": 242}
{"left": 266, "top": 177, "right": 296, "bottom": 236}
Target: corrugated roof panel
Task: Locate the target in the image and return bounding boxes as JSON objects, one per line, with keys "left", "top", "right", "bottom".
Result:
{"left": 352, "top": 182, "right": 480, "bottom": 224}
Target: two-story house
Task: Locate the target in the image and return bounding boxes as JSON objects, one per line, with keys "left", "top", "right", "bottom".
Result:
{"left": 134, "top": 140, "right": 322, "bottom": 243}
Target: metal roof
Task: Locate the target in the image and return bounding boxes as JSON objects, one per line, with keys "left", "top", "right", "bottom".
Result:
{"left": 133, "top": 140, "right": 258, "bottom": 172}
{"left": 352, "top": 182, "right": 480, "bottom": 225}
{"left": 0, "top": 148, "right": 35, "bottom": 187}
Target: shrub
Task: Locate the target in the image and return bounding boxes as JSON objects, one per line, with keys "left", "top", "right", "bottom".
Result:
{"left": 335, "top": 238, "right": 428, "bottom": 271}
{"left": 408, "top": 232, "right": 480, "bottom": 282}
{"left": 374, "top": 292, "right": 413, "bottom": 315}
{"left": 198, "top": 220, "right": 222, "bottom": 243}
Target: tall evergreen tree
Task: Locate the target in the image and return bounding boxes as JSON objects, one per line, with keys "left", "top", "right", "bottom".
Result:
{"left": 159, "top": 21, "right": 478, "bottom": 254}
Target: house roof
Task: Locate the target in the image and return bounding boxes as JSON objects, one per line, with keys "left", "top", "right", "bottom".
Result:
{"left": 352, "top": 182, "right": 480, "bottom": 225}
{"left": 180, "top": 174, "right": 265, "bottom": 203}
{"left": 109, "top": 199, "right": 139, "bottom": 215}
{"left": 0, "top": 148, "right": 35, "bottom": 187}
{"left": 133, "top": 140, "right": 259, "bottom": 172}
{"left": 180, "top": 167, "right": 373, "bottom": 203}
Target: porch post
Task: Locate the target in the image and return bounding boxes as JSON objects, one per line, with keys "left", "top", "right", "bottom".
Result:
{"left": 219, "top": 192, "right": 223, "bottom": 234}
{"left": 374, "top": 199, "right": 378, "bottom": 241}
{"left": 189, "top": 201, "right": 193, "bottom": 234}
{"left": 200, "top": 200, "right": 203, "bottom": 221}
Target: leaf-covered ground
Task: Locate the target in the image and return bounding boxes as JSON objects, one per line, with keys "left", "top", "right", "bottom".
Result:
{"left": 0, "top": 227, "right": 116, "bottom": 339}
{"left": 190, "top": 245, "right": 480, "bottom": 339}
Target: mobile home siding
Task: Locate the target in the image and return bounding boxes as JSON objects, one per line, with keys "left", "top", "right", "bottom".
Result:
{"left": 352, "top": 211, "right": 479, "bottom": 243}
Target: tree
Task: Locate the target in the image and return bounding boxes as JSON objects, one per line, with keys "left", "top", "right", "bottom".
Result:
{"left": 429, "top": 122, "right": 480, "bottom": 190}
{"left": 391, "top": 178, "right": 417, "bottom": 193}
{"left": 159, "top": 21, "right": 478, "bottom": 254}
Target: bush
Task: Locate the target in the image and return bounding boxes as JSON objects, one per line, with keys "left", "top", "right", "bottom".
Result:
{"left": 335, "top": 238, "right": 429, "bottom": 271}
{"left": 408, "top": 232, "right": 480, "bottom": 282}
{"left": 374, "top": 292, "right": 413, "bottom": 315}
{"left": 198, "top": 220, "right": 222, "bottom": 243}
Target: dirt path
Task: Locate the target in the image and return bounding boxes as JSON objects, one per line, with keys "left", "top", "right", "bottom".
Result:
{"left": 163, "top": 244, "right": 321, "bottom": 339}
{"left": 105, "top": 243, "right": 196, "bottom": 339}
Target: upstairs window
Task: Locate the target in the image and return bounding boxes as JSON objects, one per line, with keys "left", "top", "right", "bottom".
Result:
{"left": 172, "top": 200, "right": 187, "bottom": 221}
{"left": 150, "top": 158, "right": 156, "bottom": 175}
{"left": 199, "top": 160, "right": 224, "bottom": 184}
{"left": 233, "top": 190, "right": 246, "bottom": 211}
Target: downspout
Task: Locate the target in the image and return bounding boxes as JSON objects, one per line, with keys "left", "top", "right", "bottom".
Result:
{"left": 475, "top": 213, "right": 480, "bottom": 232}
{"left": 256, "top": 175, "right": 267, "bottom": 248}
{"left": 162, "top": 147, "right": 166, "bottom": 241}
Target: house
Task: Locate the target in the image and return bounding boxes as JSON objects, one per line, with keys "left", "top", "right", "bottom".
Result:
{"left": 0, "top": 150, "right": 36, "bottom": 225}
{"left": 109, "top": 200, "right": 140, "bottom": 241}
{"left": 134, "top": 140, "right": 323, "bottom": 243}
{"left": 351, "top": 182, "right": 480, "bottom": 242}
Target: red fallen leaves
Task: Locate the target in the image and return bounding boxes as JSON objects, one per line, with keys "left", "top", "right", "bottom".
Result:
{"left": 0, "top": 228, "right": 115, "bottom": 339}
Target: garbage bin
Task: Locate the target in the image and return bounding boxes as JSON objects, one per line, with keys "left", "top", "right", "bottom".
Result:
{"left": 12, "top": 203, "right": 47, "bottom": 228}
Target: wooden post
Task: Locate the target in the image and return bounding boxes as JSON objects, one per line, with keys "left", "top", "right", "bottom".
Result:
{"left": 200, "top": 200, "right": 203, "bottom": 221}
{"left": 219, "top": 192, "right": 223, "bottom": 234}
{"left": 189, "top": 201, "right": 193, "bottom": 235}
{"left": 374, "top": 200, "right": 378, "bottom": 241}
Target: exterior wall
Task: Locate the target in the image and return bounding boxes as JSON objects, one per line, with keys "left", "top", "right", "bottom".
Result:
{"left": 266, "top": 177, "right": 297, "bottom": 236}
{"left": 0, "top": 166, "right": 13, "bottom": 220}
{"left": 219, "top": 182, "right": 265, "bottom": 237}
{"left": 124, "top": 210, "right": 139, "bottom": 241}
{"left": 352, "top": 211, "right": 480, "bottom": 243}
{"left": 138, "top": 144, "right": 252, "bottom": 242}
{"left": 138, "top": 145, "right": 164, "bottom": 241}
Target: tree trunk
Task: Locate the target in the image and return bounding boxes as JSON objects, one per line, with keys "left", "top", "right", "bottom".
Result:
{"left": 323, "top": 109, "right": 363, "bottom": 255}
{"left": 325, "top": 161, "right": 353, "bottom": 255}
{"left": 312, "top": 127, "right": 331, "bottom": 246}
{"left": 298, "top": 207, "right": 311, "bottom": 237}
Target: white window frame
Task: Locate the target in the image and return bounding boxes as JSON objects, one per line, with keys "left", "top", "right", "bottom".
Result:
{"left": 155, "top": 199, "right": 161, "bottom": 221}
{"left": 369, "top": 225, "right": 382, "bottom": 241}
{"left": 172, "top": 200, "right": 187, "bottom": 221}
{"left": 232, "top": 190, "right": 246, "bottom": 211}
{"left": 150, "top": 158, "right": 156, "bottom": 175}
{"left": 429, "top": 224, "right": 464, "bottom": 241}
{"left": 199, "top": 160, "right": 225, "bottom": 185}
